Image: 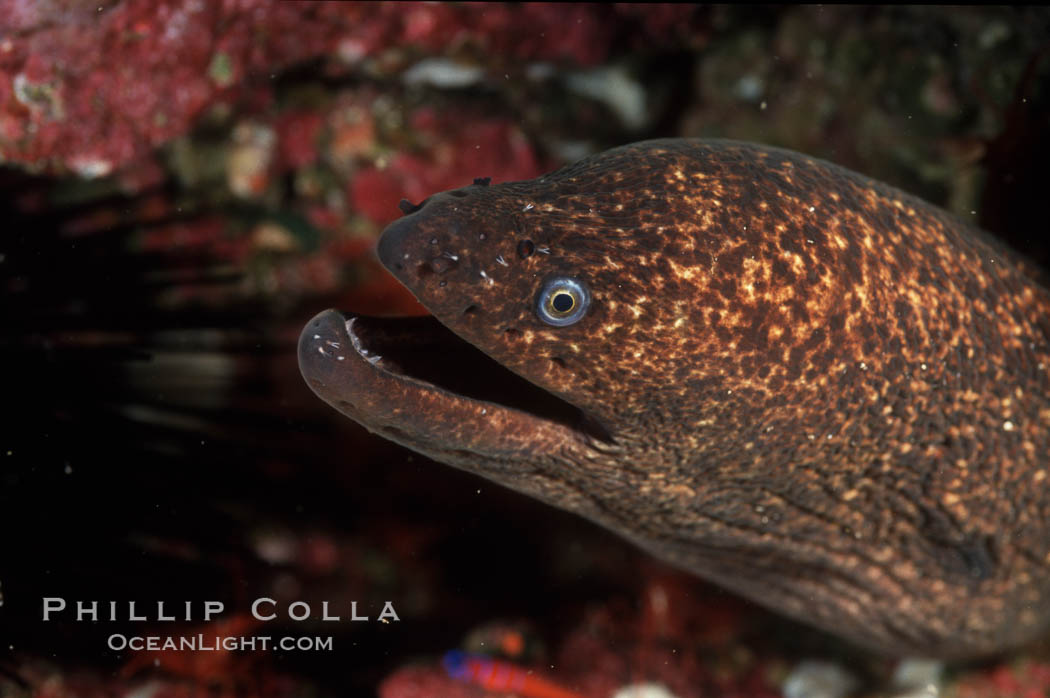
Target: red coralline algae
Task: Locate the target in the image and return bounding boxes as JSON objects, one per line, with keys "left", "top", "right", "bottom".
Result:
{"left": 379, "top": 665, "right": 486, "bottom": 698}
{"left": 275, "top": 109, "right": 325, "bottom": 171}
{"left": 45, "top": 81, "right": 543, "bottom": 313}
{"left": 351, "top": 164, "right": 413, "bottom": 228}
{"left": 0, "top": 1, "right": 698, "bottom": 176}
{"left": 950, "top": 660, "right": 1050, "bottom": 698}
{"left": 377, "top": 566, "right": 781, "bottom": 698}
{"left": 349, "top": 108, "right": 545, "bottom": 227}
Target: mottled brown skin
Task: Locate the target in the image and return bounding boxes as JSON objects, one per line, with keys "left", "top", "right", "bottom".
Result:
{"left": 299, "top": 139, "right": 1050, "bottom": 658}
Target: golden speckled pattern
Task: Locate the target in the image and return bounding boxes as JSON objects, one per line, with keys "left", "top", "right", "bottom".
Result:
{"left": 308, "top": 139, "right": 1050, "bottom": 658}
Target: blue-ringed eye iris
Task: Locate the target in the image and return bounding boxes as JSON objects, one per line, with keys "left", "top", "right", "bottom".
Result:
{"left": 537, "top": 277, "right": 590, "bottom": 327}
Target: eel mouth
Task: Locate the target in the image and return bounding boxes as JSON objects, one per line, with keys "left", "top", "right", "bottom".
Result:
{"left": 298, "top": 309, "right": 610, "bottom": 454}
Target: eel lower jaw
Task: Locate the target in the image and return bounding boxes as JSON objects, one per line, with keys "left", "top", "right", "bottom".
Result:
{"left": 298, "top": 309, "right": 613, "bottom": 464}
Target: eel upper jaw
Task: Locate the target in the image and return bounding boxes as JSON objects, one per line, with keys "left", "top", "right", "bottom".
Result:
{"left": 298, "top": 309, "right": 612, "bottom": 469}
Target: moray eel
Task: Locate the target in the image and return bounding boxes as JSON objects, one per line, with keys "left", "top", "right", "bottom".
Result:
{"left": 299, "top": 139, "right": 1050, "bottom": 658}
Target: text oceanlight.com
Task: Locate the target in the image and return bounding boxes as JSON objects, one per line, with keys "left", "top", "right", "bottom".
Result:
{"left": 107, "top": 634, "right": 334, "bottom": 652}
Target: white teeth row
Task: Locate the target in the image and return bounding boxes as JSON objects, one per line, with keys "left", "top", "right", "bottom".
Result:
{"left": 346, "top": 318, "right": 382, "bottom": 365}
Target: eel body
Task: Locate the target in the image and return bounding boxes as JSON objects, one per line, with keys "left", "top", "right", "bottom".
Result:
{"left": 298, "top": 139, "right": 1050, "bottom": 658}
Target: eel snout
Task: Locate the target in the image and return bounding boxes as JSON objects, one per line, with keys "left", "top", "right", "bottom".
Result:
{"left": 297, "top": 308, "right": 602, "bottom": 459}
{"left": 297, "top": 308, "right": 376, "bottom": 427}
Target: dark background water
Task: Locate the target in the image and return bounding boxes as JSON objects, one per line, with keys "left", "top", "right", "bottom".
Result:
{"left": 1, "top": 4, "right": 1049, "bottom": 696}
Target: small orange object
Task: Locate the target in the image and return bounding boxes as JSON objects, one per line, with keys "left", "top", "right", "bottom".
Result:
{"left": 499, "top": 629, "right": 526, "bottom": 658}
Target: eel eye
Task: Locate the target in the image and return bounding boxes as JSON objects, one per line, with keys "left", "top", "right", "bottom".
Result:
{"left": 537, "top": 277, "right": 590, "bottom": 327}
